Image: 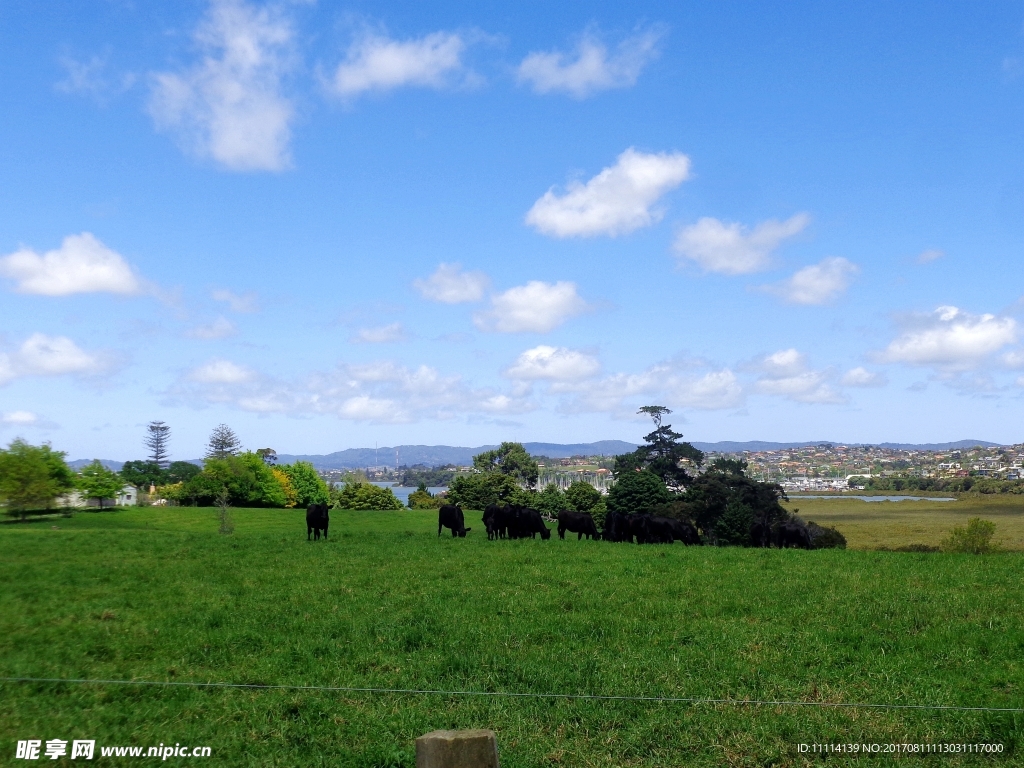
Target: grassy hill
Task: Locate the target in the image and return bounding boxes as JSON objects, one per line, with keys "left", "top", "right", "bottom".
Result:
{"left": 2, "top": 507, "right": 1021, "bottom": 766}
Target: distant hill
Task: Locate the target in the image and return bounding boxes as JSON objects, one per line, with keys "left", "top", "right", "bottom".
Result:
{"left": 276, "top": 440, "right": 639, "bottom": 469}
{"left": 69, "top": 438, "right": 1006, "bottom": 471}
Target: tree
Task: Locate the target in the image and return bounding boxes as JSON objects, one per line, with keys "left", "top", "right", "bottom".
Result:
{"left": 606, "top": 469, "right": 672, "bottom": 516}
{"left": 473, "top": 442, "right": 539, "bottom": 488}
{"left": 256, "top": 448, "right": 277, "bottom": 465}
{"left": 614, "top": 406, "right": 704, "bottom": 491}
{"left": 206, "top": 424, "right": 242, "bottom": 459}
{"left": 330, "top": 481, "right": 403, "bottom": 511}
{"left": 445, "top": 472, "right": 528, "bottom": 510}
{"left": 280, "top": 461, "right": 329, "bottom": 507}
{"left": 408, "top": 482, "right": 442, "bottom": 509}
{"left": 167, "top": 461, "right": 201, "bottom": 484}
{"left": 180, "top": 452, "right": 286, "bottom": 507}
{"left": 534, "top": 483, "right": 569, "bottom": 518}
{"left": 145, "top": 421, "right": 170, "bottom": 468}
{"left": 683, "top": 459, "right": 788, "bottom": 546}
{"left": 271, "top": 467, "right": 298, "bottom": 508}
{"left": 77, "top": 460, "right": 125, "bottom": 509}
{"left": 121, "top": 460, "right": 166, "bottom": 489}
{"left": 0, "top": 439, "right": 75, "bottom": 519}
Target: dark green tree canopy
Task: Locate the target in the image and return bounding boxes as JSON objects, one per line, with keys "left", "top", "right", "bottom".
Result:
{"left": 614, "top": 406, "right": 704, "bottom": 491}
{"left": 683, "top": 459, "right": 789, "bottom": 546}
{"left": 121, "top": 460, "right": 166, "bottom": 489}
{"left": 167, "top": 461, "right": 201, "bottom": 484}
{"left": 472, "top": 442, "right": 539, "bottom": 488}
{"left": 606, "top": 469, "right": 672, "bottom": 516}
{"left": 445, "top": 472, "right": 529, "bottom": 510}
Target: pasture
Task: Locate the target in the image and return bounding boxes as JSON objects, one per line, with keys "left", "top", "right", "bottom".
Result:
{"left": 2, "top": 506, "right": 1023, "bottom": 766}
{"left": 784, "top": 494, "right": 1024, "bottom": 551}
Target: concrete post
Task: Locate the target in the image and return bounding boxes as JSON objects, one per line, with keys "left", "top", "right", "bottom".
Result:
{"left": 415, "top": 729, "right": 499, "bottom": 768}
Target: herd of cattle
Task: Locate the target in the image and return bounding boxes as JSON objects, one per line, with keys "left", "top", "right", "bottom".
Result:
{"left": 305, "top": 500, "right": 814, "bottom": 548}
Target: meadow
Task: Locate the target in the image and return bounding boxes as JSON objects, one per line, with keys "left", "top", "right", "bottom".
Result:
{"left": 2, "top": 505, "right": 1023, "bottom": 766}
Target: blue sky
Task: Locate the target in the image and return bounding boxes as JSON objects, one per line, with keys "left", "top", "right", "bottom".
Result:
{"left": 3, "top": 0, "right": 1024, "bottom": 460}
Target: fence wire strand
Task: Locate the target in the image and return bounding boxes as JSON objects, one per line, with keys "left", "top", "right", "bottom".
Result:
{"left": 2, "top": 676, "right": 1021, "bottom": 713}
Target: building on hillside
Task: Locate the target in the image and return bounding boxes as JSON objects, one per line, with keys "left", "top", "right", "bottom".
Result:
{"left": 59, "top": 484, "right": 138, "bottom": 508}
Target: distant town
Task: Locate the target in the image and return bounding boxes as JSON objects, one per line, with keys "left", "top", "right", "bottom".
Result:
{"left": 318, "top": 443, "right": 1024, "bottom": 494}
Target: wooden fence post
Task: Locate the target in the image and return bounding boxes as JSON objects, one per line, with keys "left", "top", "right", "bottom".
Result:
{"left": 415, "top": 729, "right": 499, "bottom": 768}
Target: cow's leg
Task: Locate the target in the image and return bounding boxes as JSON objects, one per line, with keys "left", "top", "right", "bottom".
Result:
{"left": 307, "top": 526, "right": 312, "bottom": 541}
{"left": 438, "top": 522, "right": 442, "bottom": 537}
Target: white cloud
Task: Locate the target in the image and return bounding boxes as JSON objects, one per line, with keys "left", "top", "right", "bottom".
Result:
{"left": 212, "top": 288, "right": 259, "bottom": 313}
{"left": 187, "top": 316, "right": 237, "bottom": 339}
{"left": 329, "top": 31, "right": 466, "bottom": 96}
{"left": 525, "top": 148, "right": 691, "bottom": 238}
{"left": 841, "top": 367, "right": 886, "bottom": 387}
{"left": 188, "top": 358, "right": 255, "bottom": 384}
{"left": 350, "top": 322, "right": 407, "bottom": 344}
{"left": 670, "top": 369, "right": 744, "bottom": 410}
{"left": 148, "top": 0, "right": 295, "bottom": 171}
{"left": 673, "top": 213, "right": 809, "bottom": 274}
{"left": 474, "top": 280, "right": 589, "bottom": 333}
{"left": 877, "top": 306, "right": 1017, "bottom": 371}
{"left": 517, "top": 27, "right": 663, "bottom": 99}
{"left": 753, "top": 349, "right": 844, "bottom": 404}
{"left": 0, "top": 232, "right": 143, "bottom": 296}
{"left": 0, "top": 334, "right": 107, "bottom": 386}
{"left": 2, "top": 411, "right": 38, "bottom": 425}
{"left": 504, "top": 346, "right": 600, "bottom": 381}
{"left": 413, "top": 263, "right": 489, "bottom": 303}
{"left": 917, "top": 248, "right": 944, "bottom": 264}
{"left": 172, "top": 357, "right": 532, "bottom": 422}
{"left": 766, "top": 256, "right": 858, "bottom": 305}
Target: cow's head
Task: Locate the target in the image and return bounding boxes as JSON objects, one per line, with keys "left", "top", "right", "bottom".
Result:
{"left": 457, "top": 526, "right": 470, "bottom": 537}
{"left": 540, "top": 526, "right": 551, "bottom": 540}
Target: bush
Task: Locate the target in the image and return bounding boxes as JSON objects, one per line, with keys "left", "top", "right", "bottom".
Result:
{"left": 407, "top": 484, "right": 442, "bottom": 509}
{"left": 331, "top": 481, "right": 403, "bottom": 511}
{"left": 606, "top": 470, "right": 671, "bottom": 516}
{"left": 942, "top": 518, "right": 998, "bottom": 554}
{"left": 806, "top": 521, "right": 847, "bottom": 549}
{"left": 280, "top": 461, "right": 329, "bottom": 507}
{"left": 534, "top": 483, "right": 569, "bottom": 519}
{"left": 445, "top": 473, "right": 527, "bottom": 511}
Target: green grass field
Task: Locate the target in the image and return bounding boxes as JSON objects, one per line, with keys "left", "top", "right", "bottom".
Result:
{"left": 784, "top": 494, "right": 1024, "bottom": 551}
{"left": 2, "top": 506, "right": 1023, "bottom": 766}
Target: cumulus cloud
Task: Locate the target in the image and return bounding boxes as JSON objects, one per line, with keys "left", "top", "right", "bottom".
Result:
{"left": 877, "top": 306, "right": 1017, "bottom": 371}
{"left": 0, "top": 232, "right": 143, "bottom": 296}
{"left": 0, "top": 334, "right": 107, "bottom": 386}
{"left": 189, "top": 358, "right": 255, "bottom": 384}
{"left": 917, "top": 249, "right": 944, "bottom": 264}
{"left": 350, "top": 322, "right": 407, "bottom": 344}
{"left": 765, "top": 256, "right": 858, "bottom": 305}
{"left": 148, "top": 0, "right": 295, "bottom": 171}
{"left": 673, "top": 213, "right": 810, "bottom": 274}
{"left": 752, "top": 349, "right": 844, "bottom": 404}
{"left": 171, "top": 358, "right": 532, "bottom": 422}
{"left": 187, "top": 316, "right": 237, "bottom": 339}
{"left": 525, "top": 148, "right": 691, "bottom": 238}
{"left": 1, "top": 411, "right": 38, "bottom": 425}
{"left": 517, "top": 26, "right": 663, "bottom": 99}
{"left": 329, "top": 30, "right": 467, "bottom": 96}
{"left": 474, "top": 280, "right": 589, "bottom": 333}
{"left": 212, "top": 288, "right": 259, "bottom": 313}
{"left": 413, "top": 263, "right": 489, "bottom": 303}
{"left": 552, "top": 360, "right": 743, "bottom": 414}
{"left": 840, "top": 367, "right": 886, "bottom": 387}
{"left": 504, "top": 346, "right": 600, "bottom": 381}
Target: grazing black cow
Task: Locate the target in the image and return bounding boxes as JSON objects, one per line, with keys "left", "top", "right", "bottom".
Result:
{"left": 775, "top": 520, "right": 812, "bottom": 549}
{"left": 665, "top": 517, "right": 701, "bottom": 545}
{"left": 306, "top": 503, "right": 329, "bottom": 541}
{"left": 641, "top": 515, "right": 676, "bottom": 544}
{"left": 557, "top": 510, "right": 599, "bottom": 540}
{"left": 438, "top": 504, "right": 471, "bottom": 537}
{"left": 602, "top": 510, "right": 631, "bottom": 542}
{"left": 508, "top": 506, "right": 550, "bottom": 539}
{"left": 483, "top": 503, "right": 503, "bottom": 540}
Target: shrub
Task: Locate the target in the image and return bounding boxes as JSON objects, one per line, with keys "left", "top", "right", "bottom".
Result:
{"left": 534, "top": 483, "right": 569, "bottom": 519}
{"left": 942, "top": 518, "right": 998, "bottom": 554}
{"left": 331, "top": 481, "right": 403, "bottom": 511}
{"left": 280, "top": 461, "right": 329, "bottom": 507}
{"left": 445, "top": 473, "right": 527, "bottom": 510}
{"left": 806, "top": 521, "right": 847, "bottom": 549}
{"left": 407, "top": 484, "right": 442, "bottom": 509}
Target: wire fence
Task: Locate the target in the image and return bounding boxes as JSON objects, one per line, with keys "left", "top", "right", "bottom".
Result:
{"left": 2, "top": 676, "right": 1021, "bottom": 713}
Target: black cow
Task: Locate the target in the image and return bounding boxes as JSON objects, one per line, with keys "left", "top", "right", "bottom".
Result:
{"left": 438, "top": 504, "right": 471, "bottom": 538}
{"left": 641, "top": 515, "right": 676, "bottom": 544}
{"left": 508, "top": 506, "right": 551, "bottom": 539}
{"left": 602, "top": 510, "right": 631, "bottom": 542}
{"left": 306, "top": 503, "right": 329, "bottom": 541}
{"left": 483, "top": 503, "right": 503, "bottom": 540}
{"left": 775, "top": 521, "right": 812, "bottom": 549}
{"left": 665, "top": 517, "right": 701, "bottom": 545}
{"left": 557, "top": 510, "right": 598, "bottom": 540}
